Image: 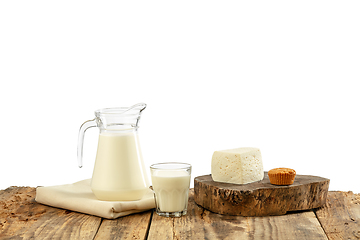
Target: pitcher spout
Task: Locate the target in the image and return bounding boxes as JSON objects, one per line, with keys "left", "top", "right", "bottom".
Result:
{"left": 94, "top": 103, "right": 147, "bottom": 130}
{"left": 95, "top": 103, "right": 146, "bottom": 116}
{"left": 128, "top": 103, "right": 146, "bottom": 113}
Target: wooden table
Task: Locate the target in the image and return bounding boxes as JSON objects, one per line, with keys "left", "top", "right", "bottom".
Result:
{"left": 1, "top": 186, "right": 359, "bottom": 239}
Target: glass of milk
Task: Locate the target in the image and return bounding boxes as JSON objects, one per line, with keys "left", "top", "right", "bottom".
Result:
{"left": 150, "top": 163, "right": 192, "bottom": 217}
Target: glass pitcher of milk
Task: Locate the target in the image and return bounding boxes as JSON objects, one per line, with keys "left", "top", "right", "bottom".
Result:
{"left": 77, "top": 103, "right": 149, "bottom": 201}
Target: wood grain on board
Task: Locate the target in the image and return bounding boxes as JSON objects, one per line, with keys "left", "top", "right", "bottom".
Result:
{"left": 194, "top": 173, "right": 330, "bottom": 216}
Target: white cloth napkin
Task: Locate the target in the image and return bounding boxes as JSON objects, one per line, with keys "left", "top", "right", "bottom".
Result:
{"left": 35, "top": 179, "right": 155, "bottom": 219}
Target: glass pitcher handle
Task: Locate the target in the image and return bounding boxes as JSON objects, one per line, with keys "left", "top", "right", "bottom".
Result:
{"left": 77, "top": 119, "right": 97, "bottom": 168}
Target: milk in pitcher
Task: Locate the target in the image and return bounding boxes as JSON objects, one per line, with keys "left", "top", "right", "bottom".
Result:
{"left": 91, "top": 131, "right": 149, "bottom": 201}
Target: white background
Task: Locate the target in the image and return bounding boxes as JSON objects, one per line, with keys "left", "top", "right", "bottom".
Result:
{"left": 1, "top": 1, "right": 359, "bottom": 193}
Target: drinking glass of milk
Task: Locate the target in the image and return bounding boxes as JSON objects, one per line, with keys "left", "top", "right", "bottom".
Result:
{"left": 150, "top": 163, "right": 192, "bottom": 217}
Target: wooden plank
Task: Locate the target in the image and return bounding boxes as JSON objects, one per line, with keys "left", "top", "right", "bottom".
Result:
{"left": 194, "top": 173, "right": 330, "bottom": 216}
{"left": 0, "top": 186, "right": 101, "bottom": 239}
{"left": 3, "top": 185, "right": 359, "bottom": 239}
{"left": 247, "top": 211, "right": 328, "bottom": 240}
{"left": 147, "top": 209, "right": 174, "bottom": 239}
{"left": 148, "top": 189, "right": 328, "bottom": 239}
{"left": 314, "top": 191, "right": 360, "bottom": 240}
{"left": 94, "top": 210, "right": 152, "bottom": 240}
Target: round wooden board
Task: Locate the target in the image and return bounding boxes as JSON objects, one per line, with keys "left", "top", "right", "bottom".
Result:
{"left": 194, "top": 172, "right": 330, "bottom": 216}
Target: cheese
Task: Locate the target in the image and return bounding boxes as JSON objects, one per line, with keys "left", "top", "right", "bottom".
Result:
{"left": 211, "top": 147, "right": 264, "bottom": 184}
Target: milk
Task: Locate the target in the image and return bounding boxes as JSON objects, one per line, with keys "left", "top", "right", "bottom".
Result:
{"left": 151, "top": 170, "right": 191, "bottom": 212}
{"left": 91, "top": 131, "right": 149, "bottom": 201}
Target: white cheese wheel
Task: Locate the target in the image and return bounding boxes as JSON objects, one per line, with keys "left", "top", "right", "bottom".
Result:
{"left": 211, "top": 147, "right": 264, "bottom": 185}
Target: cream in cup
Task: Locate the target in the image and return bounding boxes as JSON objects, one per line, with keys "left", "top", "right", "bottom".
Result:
{"left": 150, "top": 162, "right": 191, "bottom": 217}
